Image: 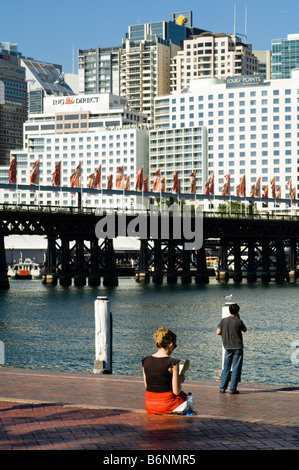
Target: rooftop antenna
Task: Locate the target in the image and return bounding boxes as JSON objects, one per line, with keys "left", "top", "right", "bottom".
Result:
{"left": 234, "top": 2, "right": 236, "bottom": 36}
{"left": 233, "top": 2, "right": 248, "bottom": 44}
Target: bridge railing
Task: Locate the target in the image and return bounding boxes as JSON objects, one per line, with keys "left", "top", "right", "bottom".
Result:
{"left": 1, "top": 202, "right": 299, "bottom": 222}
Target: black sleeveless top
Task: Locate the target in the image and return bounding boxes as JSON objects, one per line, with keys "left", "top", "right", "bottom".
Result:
{"left": 142, "top": 356, "right": 180, "bottom": 393}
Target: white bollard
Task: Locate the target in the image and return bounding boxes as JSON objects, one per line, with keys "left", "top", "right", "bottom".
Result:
{"left": 0, "top": 341, "right": 4, "bottom": 365}
{"left": 94, "top": 296, "right": 112, "bottom": 374}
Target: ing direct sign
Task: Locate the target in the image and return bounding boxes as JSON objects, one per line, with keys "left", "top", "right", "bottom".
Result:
{"left": 226, "top": 74, "right": 264, "bottom": 88}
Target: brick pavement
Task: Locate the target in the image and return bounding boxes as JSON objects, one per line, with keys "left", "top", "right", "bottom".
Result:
{"left": 1, "top": 367, "right": 299, "bottom": 452}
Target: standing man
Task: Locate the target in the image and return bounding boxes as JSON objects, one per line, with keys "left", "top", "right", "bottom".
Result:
{"left": 216, "top": 303, "right": 247, "bottom": 394}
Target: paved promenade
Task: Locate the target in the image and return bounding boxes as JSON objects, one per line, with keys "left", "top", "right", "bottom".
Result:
{"left": 0, "top": 367, "right": 299, "bottom": 452}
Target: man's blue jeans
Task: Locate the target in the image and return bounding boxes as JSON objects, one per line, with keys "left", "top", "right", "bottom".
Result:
{"left": 220, "top": 348, "right": 243, "bottom": 393}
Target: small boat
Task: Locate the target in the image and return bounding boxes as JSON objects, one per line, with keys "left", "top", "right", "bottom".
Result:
{"left": 7, "top": 258, "right": 41, "bottom": 280}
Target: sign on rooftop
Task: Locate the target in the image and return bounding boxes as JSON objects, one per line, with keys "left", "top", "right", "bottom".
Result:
{"left": 226, "top": 74, "right": 264, "bottom": 88}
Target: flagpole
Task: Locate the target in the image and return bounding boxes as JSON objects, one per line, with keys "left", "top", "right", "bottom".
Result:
{"left": 141, "top": 166, "right": 144, "bottom": 213}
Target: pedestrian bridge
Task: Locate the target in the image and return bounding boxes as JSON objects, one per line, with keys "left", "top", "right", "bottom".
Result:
{"left": 0, "top": 200, "right": 299, "bottom": 288}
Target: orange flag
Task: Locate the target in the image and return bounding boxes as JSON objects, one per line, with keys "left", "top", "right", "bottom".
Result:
{"left": 152, "top": 169, "right": 161, "bottom": 192}
{"left": 263, "top": 185, "right": 268, "bottom": 198}
{"left": 222, "top": 174, "right": 230, "bottom": 196}
{"left": 255, "top": 177, "right": 261, "bottom": 197}
{"left": 143, "top": 176, "right": 148, "bottom": 192}
{"left": 107, "top": 174, "right": 113, "bottom": 191}
{"left": 116, "top": 166, "right": 124, "bottom": 189}
{"left": 270, "top": 177, "right": 276, "bottom": 198}
{"left": 8, "top": 157, "right": 17, "bottom": 184}
{"left": 30, "top": 160, "right": 40, "bottom": 186}
{"left": 209, "top": 172, "right": 214, "bottom": 195}
{"left": 161, "top": 177, "right": 165, "bottom": 193}
{"left": 276, "top": 186, "right": 281, "bottom": 200}
{"left": 70, "top": 163, "right": 82, "bottom": 188}
{"left": 250, "top": 184, "right": 256, "bottom": 197}
{"left": 51, "top": 161, "right": 61, "bottom": 187}
{"left": 93, "top": 164, "right": 102, "bottom": 190}
{"left": 190, "top": 171, "right": 196, "bottom": 194}
{"left": 88, "top": 173, "right": 95, "bottom": 189}
{"left": 135, "top": 167, "right": 143, "bottom": 191}
{"left": 124, "top": 175, "right": 130, "bottom": 191}
{"left": 239, "top": 175, "right": 245, "bottom": 197}
{"left": 205, "top": 181, "right": 211, "bottom": 195}
{"left": 172, "top": 170, "right": 180, "bottom": 194}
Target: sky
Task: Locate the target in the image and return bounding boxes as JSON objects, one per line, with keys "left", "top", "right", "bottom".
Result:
{"left": 1, "top": 0, "right": 299, "bottom": 74}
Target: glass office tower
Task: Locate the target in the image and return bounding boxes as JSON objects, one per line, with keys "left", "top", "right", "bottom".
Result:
{"left": 272, "top": 34, "right": 299, "bottom": 79}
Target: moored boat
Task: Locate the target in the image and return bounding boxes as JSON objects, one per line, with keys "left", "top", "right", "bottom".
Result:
{"left": 7, "top": 258, "right": 41, "bottom": 279}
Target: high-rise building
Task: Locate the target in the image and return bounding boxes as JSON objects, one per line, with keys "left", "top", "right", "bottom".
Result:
{"left": 78, "top": 12, "right": 206, "bottom": 123}
{"left": 21, "top": 57, "right": 74, "bottom": 114}
{"left": 0, "top": 42, "right": 27, "bottom": 165}
{"left": 127, "top": 13, "right": 206, "bottom": 46}
{"left": 272, "top": 34, "right": 299, "bottom": 79}
{"left": 0, "top": 93, "right": 148, "bottom": 209}
{"left": 78, "top": 47, "right": 121, "bottom": 95}
{"left": 253, "top": 50, "right": 272, "bottom": 80}
{"left": 170, "top": 33, "right": 258, "bottom": 92}
{"left": 151, "top": 70, "right": 299, "bottom": 209}
{"left": 120, "top": 36, "right": 180, "bottom": 123}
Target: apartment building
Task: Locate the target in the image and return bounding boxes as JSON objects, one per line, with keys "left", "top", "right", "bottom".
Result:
{"left": 120, "top": 37, "right": 180, "bottom": 123}
{"left": 78, "top": 47, "right": 121, "bottom": 95}
{"left": 170, "top": 33, "right": 258, "bottom": 92}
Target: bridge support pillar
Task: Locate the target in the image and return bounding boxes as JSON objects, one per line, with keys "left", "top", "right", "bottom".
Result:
{"left": 74, "top": 239, "right": 86, "bottom": 287}
{"left": 136, "top": 240, "right": 150, "bottom": 283}
{"left": 195, "top": 244, "right": 209, "bottom": 284}
{"left": 261, "top": 241, "right": 271, "bottom": 283}
{"left": 232, "top": 241, "right": 242, "bottom": 283}
{"left": 167, "top": 239, "right": 177, "bottom": 284}
{"left": 288, "top": 239, "right": 297, "bottom": 283}
{"left": 45, "top": 237, "right": 57, "bottom": 285}
{"left": 88, "top": 238, "right": 101, "bottom": 286}
{"left": 181, "top": 250, "right": 192, "bottom": 284}
{"left": 247, "top": 240, "right": 257, "bottom": 283}
{"left": 275, "top": 239, "right": 288, "bottom": 284}
{"left": 152, "top": 240, "right": 163, "bottom": 284}
{"left": 0, "top": 235, "right": 9, "bottom": 289}
{"left": 60, "top": 238, "right": 72, "bottom": 286}
{"left": 218, "top": 241, "right": 229, "bottom": 284}
{"left": 103, "top": 238, "right": 118, "bottom": 287}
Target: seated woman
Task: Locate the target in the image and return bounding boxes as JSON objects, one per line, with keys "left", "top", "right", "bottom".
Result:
{"left": 142, "top": 327, "right": 187, "bottom": 414}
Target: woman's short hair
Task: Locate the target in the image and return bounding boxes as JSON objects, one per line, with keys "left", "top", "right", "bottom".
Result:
{"left": 153, "top": 327, "right": 176, "bottom": 349}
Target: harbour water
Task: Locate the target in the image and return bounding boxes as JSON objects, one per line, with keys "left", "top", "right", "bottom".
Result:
{"left": 0, "top": 277, "right": 298, "bottom": 387}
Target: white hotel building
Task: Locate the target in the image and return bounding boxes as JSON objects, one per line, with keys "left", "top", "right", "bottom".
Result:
{"left": 150, "top": 70, "right": 299, "bottom": 209}
{"left": 0, "top": 93, "right": 149, "bottom": 209}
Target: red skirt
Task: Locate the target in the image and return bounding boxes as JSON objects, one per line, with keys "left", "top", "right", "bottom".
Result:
{"left": 145, "top": 390, "right": 187, "bottom": 414}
